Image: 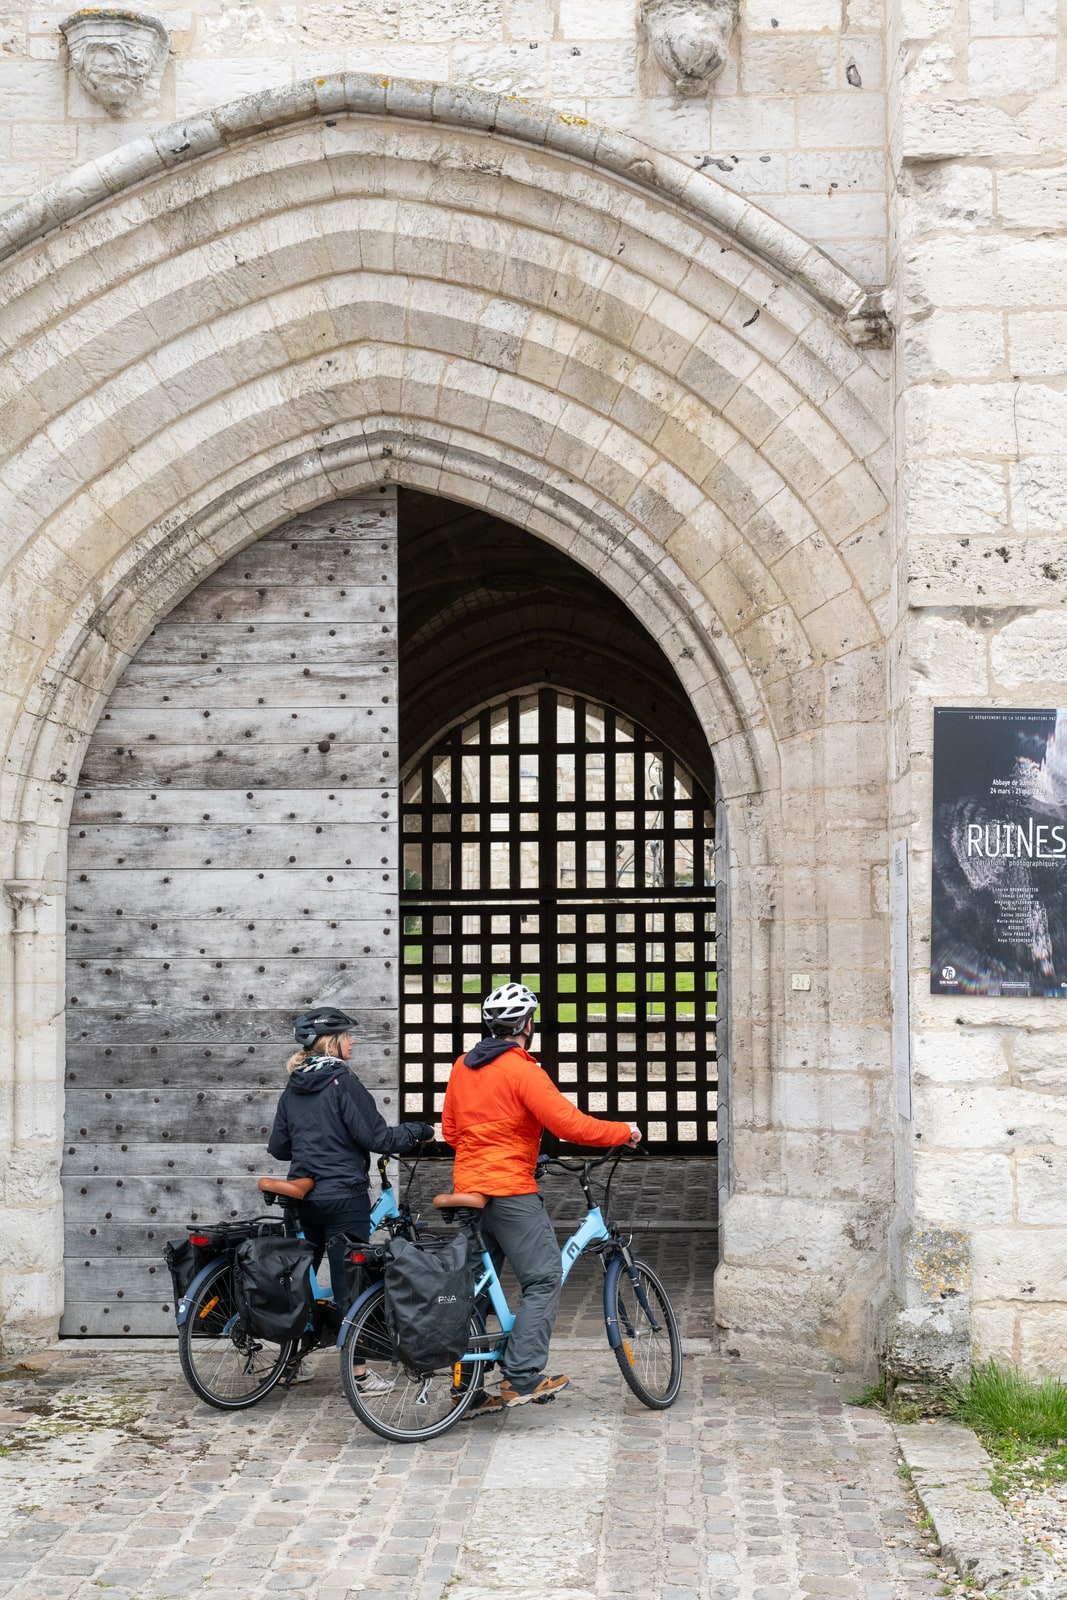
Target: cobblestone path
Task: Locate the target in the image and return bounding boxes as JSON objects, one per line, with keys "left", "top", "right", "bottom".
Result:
{"left": 0, "top": 1341, "right": 945, "bottom": 1600}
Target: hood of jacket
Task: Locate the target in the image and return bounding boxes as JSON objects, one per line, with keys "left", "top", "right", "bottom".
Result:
{"left": 288, "top": 1055, "right": 346, "bottom": 1094}
{"left": 463, "top": 1038, "right": 535, "bottom": 1069}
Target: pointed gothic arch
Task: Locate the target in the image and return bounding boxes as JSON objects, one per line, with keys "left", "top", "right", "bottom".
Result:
{"left": 0, "top": 79, "right": 892, "bottom": 1365}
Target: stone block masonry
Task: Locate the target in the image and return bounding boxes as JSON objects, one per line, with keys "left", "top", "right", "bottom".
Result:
{"left": 887, "top": 0, "right": 1067, "bottom": 1377}
{"left": 0, "top": 73, "right": 894, "bottom": 1362}
{"left": 0, "top": 0, "right": 1065, "bottom": 1384}
{"left": 0, "top": 1, "right": 887, "bottom": 281}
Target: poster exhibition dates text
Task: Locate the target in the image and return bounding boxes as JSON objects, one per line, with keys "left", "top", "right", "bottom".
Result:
{"left": 931, "top": 707, "right": 1067, "bottom": 998}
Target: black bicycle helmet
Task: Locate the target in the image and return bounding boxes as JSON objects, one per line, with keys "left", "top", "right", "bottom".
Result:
{"left": 293, "top": 1007, "right": 358, "bottom": 1048}
{"left": 481, "top": 981, "right": 538, "bottom": 1034}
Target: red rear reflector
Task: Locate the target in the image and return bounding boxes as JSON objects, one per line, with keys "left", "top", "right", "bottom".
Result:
{"left": 348, "top": 1251, "right": 366, "bottom": 1264}
{"left": 189, "top": 1234, "right": 210, "bottom": 1246}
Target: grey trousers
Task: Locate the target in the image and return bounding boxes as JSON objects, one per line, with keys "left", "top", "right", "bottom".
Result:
{"left": 480, "top": 1193, "right": 562, "bottom": 1386}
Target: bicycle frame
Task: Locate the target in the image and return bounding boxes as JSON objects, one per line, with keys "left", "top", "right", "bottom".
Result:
{"left": 472, "top": 1204, "right": 612, "bottom": 1345}
{"left": 175, "top": 1177, "right": 402, "bottom": 1329}
{"left": 335, "top": 1192, "right": 651, "bottom": 1358}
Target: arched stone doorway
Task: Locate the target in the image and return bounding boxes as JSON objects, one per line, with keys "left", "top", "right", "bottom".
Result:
{"left": 60, "top": 486, "right": 722, "bottom": 1334}
{"left": 0, "top": 79, "right": 891, "bottom": 1366}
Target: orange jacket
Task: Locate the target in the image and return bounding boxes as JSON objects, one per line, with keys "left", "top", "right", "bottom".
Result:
{"left": 441, "top": 1042, "right": 631, "bottom": 1196}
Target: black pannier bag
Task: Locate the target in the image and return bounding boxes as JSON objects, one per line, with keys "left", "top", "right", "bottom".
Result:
{"left": 232, "top": 1236, "right": 314, "bottom": 1344}
{"left": 383, "top": 1232, "right": 477, "bottom": 1374}
{"left": 163, "top": 1238, "right": 200, "bottom": 1304}
{"left": 164, "top": 1217, "right": 285, "bottom": 1307}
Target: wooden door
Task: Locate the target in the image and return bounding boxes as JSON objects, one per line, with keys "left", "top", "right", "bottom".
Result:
{"left": 62, "top": 491, "right": 399, "bottom": 1334}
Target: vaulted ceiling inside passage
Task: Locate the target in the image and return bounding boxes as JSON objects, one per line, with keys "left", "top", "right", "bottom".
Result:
{"left": 398, "top": 489, "right": 716, "bottom": 795}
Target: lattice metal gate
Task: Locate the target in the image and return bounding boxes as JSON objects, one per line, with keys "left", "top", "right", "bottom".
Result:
{"left": 400, "top": 690, "right": 717, "bottom": 1152}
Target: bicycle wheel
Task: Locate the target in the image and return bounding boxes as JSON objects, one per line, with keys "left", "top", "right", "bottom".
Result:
{"left": 607, "top": 1256, "right": 683, "bottom": 1409}
{"left": 178, "top": 1257, "right": 295, "bottom": 1410}
{"left": 339, "top": 1284, "right": 488, "bottom": 1442}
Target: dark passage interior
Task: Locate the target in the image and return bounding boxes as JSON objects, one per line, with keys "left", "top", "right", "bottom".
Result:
{"left": 399, "top": 488, "right": 717, "bottom": 791}
{"left": 397, "top": 489, "right": 719, "bottom": 1266}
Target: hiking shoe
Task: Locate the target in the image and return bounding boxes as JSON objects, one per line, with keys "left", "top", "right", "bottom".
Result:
{"left": 460, "top": 1388, "right": 504, "bottom": 1419}
{"left": 499, "top": 1373, "right": 570, "bottom": 1407}
{"left": 353, "top": 1368, "right": 394, "bottom": 1395}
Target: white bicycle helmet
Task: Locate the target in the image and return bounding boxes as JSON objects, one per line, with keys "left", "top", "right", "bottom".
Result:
{"left": 481, "top": 981, "right": 538, "bottom": 1035}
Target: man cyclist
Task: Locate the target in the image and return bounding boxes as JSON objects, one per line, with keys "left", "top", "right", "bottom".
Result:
{"left": 441, "top": 981, "right": 640, "bottom": 1414}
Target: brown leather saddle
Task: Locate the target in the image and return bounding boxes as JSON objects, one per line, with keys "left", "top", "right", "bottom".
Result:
{"left": 432, "top": 1190, "right": 487, "bottom": 1220}
{"left": 258, "top": 1175, "right": 315, "bottom": 1200}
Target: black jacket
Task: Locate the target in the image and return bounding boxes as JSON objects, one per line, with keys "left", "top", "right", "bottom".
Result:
{"left": 267, "top": 1057, "right": 431, "bottom": 1194}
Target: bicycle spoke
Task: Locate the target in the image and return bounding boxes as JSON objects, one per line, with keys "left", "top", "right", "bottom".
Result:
{"left": 178, "top": 1260, "right": 294, "bottom": 1410}
{"left": 340, "top": 1286, "right": 485, "bottom": 1441}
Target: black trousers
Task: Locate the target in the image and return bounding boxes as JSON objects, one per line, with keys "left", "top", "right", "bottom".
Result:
{"left": 296, "top": 1189, "right": 372, "bottom": 1303}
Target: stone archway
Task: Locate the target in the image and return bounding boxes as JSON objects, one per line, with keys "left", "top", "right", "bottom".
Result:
{"left": 0, "top": 78, "right": 891, "bottom": 1365}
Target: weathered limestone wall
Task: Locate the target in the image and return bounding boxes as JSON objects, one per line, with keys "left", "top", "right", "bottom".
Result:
{"left": 2, "top": 0, "right": 1064, "bottom": 1377}
{"left": 890, "top": 0, "right": 1067, "bottom": 1377}
{"left": 0, "top": 2, "right": 888, "bottom": 280}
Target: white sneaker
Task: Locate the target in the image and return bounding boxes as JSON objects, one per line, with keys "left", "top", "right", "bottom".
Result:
{"left": 354, "top": 1368, "right": 394, "bottom": 1395}
{"left": 287, "top": 1361, "right": 315, "bottom": 1384}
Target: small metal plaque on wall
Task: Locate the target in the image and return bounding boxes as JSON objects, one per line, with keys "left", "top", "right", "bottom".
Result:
{"left": 931, "top": 707, "right": 1067, "bottom": 998}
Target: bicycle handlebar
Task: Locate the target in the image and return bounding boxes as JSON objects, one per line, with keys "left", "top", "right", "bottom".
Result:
{"left": 535, "top": 1144, "right": 634, "bottom": 1178}
{"left": 376, "top": 1139, "right": 430, "bottom": 1184}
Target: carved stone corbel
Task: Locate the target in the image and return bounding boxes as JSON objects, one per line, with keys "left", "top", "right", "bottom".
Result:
{"left": 845, "top": 287, "right": 894, "bottom": 349}
{"left": 640, "top": 0, "right": 739, "bottom": 91}
{"left": 59, "top": 9, "right": 170, "bottom": 116}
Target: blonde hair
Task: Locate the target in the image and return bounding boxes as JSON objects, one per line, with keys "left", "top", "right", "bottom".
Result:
{"left": 285, "top": 1032, "right": 346, "bottom": 1074}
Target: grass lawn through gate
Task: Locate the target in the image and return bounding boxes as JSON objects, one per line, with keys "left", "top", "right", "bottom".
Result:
{"left": 403, "top": 949, "right": 716, "bottom": 1024}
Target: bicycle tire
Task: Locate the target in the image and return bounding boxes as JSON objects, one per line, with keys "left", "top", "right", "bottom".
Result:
{"left": 178, "top": 1257, "right": 295, "bottom": 1410}
{"left": 606, "top": 1256, "right": 683, "bottom": 1409}
{"left": 339, "top": 1284, "right": 488, "bottom": 1442}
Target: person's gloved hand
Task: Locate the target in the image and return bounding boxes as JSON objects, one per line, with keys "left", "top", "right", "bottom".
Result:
{"left": 416, "top": 1123, "right": 436, "bottom": 1142}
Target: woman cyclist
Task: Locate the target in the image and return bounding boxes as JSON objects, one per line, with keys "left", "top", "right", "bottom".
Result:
{"left": 267, "top": 1005, "right": 434, "bottom": 1380}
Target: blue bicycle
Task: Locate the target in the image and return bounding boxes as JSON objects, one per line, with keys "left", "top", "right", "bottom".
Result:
{"left": 337, "top": 1146, "right": 683, "bottom": 1441}
{"left": 175, "top": 1156, "right": 410, "bottom": 1410}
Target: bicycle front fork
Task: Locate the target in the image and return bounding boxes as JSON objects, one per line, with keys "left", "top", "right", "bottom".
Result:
{"left": 603, "top": 1249, "right": 662, "bottom": 1346}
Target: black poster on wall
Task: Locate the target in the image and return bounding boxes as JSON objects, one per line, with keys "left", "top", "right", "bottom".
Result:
{"left": 931, "top": 708, "right": 1067, "bottom": 997}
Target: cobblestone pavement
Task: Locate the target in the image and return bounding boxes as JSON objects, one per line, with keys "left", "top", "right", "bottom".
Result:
{"left": 0, "top": 1333, "right": 948, "bottom": 1600}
